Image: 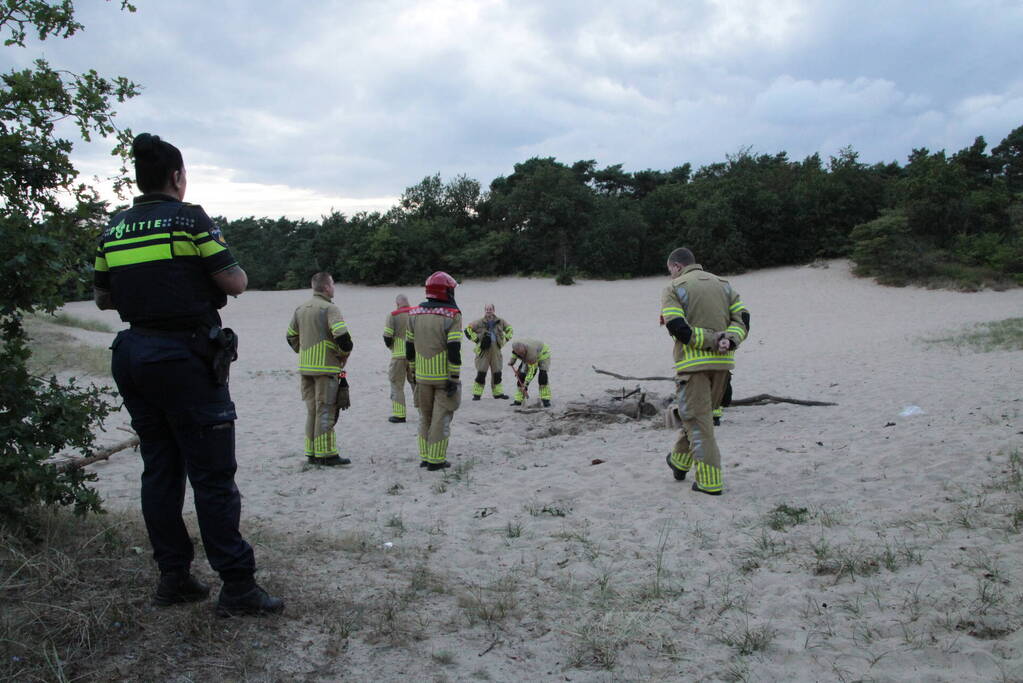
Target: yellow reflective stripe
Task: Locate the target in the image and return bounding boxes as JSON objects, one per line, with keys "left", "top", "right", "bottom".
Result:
{"left": 730, "top": 301, "right": 746, "bottom": 312}
{"left": 299, "top": 340, "right": 340, "bottom": 373}
{"left": 105, "top": 243, "right": 172, "bottom": 267}
{"left": 383, "top": 326, "right": 394, "bottom": 335}
{"left": 538, "top": 344, "right": 551, "bottom": 361}
{"left": 504, "top": 325, "right": 514, "bottom": 341}
{"left": 695, "top": 462, "right": 723, "bottom": 492}
{"left": 105, "top": 232, "right": 170, "bottom": 248}
{"left": 661, "top": 307, "right": 684, "bottom": 317}
{"left": 286, "top": 326, "right": 297, "bottom": 336}
{"left": 391, "top": 337, "right": 406, "bottom": 358}
{"left": 423, "top": 437, "right": 448, "bottom": 463}
{"left": 331, "top": 321, "right": 348, "bottom": 334}
{"left": 524, "top": 363, "right": 538, "bottom": 384}
{"left": 94, "top": 254, "right": 109, "bottom": 272}
{"left": 447, "top": 331, "right": 462, "bottom": 342}
{"left": 674, "top": 356, "right": 734, "bottom": 371}
{"left": 726, "top": 325, "right": 746, "bottom": 340}
{"left": 692, "top": 328, "right": 704, "bottom": 348}
{"left": 465, "top": 326, "right": 479, "bottom": 341}
{"left": 195, "top": 232, "right": 228, "bottom": 258}
{"left": 415, "top": 351, "right": 448, "bottom": 381}
{"left": 313, "top": 430, "right": 338, "bottom": 456}
{"left": 539, "top": 385, "right": 552, "bottom": 399}
{"left": 172, "top": 239, "right": 200, "bottom": 257}
{"left": 671, "top": 451, "right": 693, "bottom": 470}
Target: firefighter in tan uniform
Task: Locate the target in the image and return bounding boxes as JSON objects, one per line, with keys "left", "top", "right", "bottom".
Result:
{"left": 508, "top": 338, "right": 552, "bottom": 407}
{"left": 405, "top": 272, "right": 462, "bottom": 471}
{"left": 383, "top": 294, "right": 415, "bottom": 422}
{"left": 464, "top": 303, "right": 512, "bottom": 400}
{"left": 286, "top": 272, "right": 353, "bottom": 466}
{"left": 661, "top": 248, "right": 748, "bottom": 495}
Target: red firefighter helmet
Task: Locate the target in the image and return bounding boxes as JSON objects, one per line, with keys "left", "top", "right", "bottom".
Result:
{"left": 425, "top": 271, "right": 457, "bottom": 301}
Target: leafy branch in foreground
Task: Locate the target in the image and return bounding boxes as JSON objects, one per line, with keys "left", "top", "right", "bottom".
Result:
{"left": 1, "top": 0, "right": 138, "bottom": 524}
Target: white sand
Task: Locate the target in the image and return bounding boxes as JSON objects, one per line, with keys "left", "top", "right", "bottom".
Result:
{"left": 60, "top": 260, "right": 1023, "bottom": 681}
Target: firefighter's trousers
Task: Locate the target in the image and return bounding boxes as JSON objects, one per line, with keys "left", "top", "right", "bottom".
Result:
{"left": 388, "top": 357, "right": 415, "bottom": 418}
{"left": 473, "top": 346, "right": 505, "bottom": 397}
{"left": 668, "top": 370, "right": 728, "bottom": 493}
{"left": 415, "top": 382, "right": 461, "bottom": 464}
{"left": 301, "top": 375, "right": 340, "bottom": 459}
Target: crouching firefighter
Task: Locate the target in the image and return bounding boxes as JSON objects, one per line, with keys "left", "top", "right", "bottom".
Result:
{"left": 405, "top": 271, "right": 462, "bottom": 471}
{"left": 508, "top": 339, "right": 552, "bottom": 407}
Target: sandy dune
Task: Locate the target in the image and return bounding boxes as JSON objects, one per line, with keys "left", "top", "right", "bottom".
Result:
{"left": 60, "top": 260, "right": 1023, "bottom": 681}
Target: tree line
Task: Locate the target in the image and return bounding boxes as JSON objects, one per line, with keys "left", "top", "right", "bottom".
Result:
{"left": 218, "top": 126, "right": 1023, "bottom": 291}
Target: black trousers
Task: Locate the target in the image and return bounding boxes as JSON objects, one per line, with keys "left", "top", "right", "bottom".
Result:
{"left": 111, "top": 329, "right": 255, "bottom": 582}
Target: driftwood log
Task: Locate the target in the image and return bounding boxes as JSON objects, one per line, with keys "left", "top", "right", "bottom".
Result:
{"left": 591, "top": 365, "right": 837, "bottom": 407}
{"left": 59, "top": 436, "right": 140, "bottom": 471}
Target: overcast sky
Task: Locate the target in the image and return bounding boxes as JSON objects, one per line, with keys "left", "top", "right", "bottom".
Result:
{"left": 8, "top": 0, "right": 1023, "bottom": 220}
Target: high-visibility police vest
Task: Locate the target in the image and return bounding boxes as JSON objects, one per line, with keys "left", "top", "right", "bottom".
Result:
{"left": 94, "top": 193, "right": 238, "bottom": 330}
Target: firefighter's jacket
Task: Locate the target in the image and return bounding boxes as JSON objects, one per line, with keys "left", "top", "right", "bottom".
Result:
{"left": 660, "top": 264, "right": 748, "bottom": 374}
{"left": 406, "top": 302, "right": 462, "bottom": 386}
{"left": 465, "top": 316, "right": 513, "bottom": 355}
{"left": 512, "top": 338, "right": 550, "bottom": 385}
{"left": 287, "top": 293, "right": 350, "bottom": 376}
{"left": 383, "top": 306, "right": 412, "bottom": 359}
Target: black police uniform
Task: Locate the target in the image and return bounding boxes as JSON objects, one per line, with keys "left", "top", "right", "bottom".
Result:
{"left": 95, "top": 193, "right": 255, "bottom": 584}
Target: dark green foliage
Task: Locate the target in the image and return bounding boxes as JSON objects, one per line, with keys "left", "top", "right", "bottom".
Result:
{"left": 217, "top": 122, "right": 1022, "bottom": 289}
{"left": 2, "top": 1, "right": 137, "bottom": 522}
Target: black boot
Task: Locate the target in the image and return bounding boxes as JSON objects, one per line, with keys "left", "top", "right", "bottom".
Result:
{"left": 308, "top": 454, "right": 351, "bottom": 466}
{"left": 426, "top": 461, "right": 451, "bottom": 471}
{"left": 153, "top": 570, "right": 210, "bottom": 606}
{"left": 691, "top": 482, "right": 722, "bottom": 496}
{"left": 388, "top": 415, "right": 406, "bottom": 423}
{"left": 472, "top": 395, "right": 481, "bottom": 401}
{"left": 665, "top": 453, "right": 687, "bottom": 481}
{"left": 216, "top": 581, "right": 284, "bottom": 617}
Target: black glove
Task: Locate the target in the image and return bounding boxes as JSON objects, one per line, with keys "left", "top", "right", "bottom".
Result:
{"left": 445, "top": 379, "right": 459, "bottom": 397}
{"left": 480, "top": 334, "right": 492, "bottom": 350}
{"left": 337, "top": 376, "right": 351, "bottom": 410}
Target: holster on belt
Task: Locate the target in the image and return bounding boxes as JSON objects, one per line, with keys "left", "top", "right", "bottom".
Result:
{"left": 207, "top": 326, "right": 239, "bottom": 386}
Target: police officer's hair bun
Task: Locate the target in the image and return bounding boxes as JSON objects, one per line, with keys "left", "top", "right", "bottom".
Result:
{"left": 132, "top": 133, "right": 184, "bottom": 193}
{"left": 131, "top": 132, "right": 162, "bottom": 160}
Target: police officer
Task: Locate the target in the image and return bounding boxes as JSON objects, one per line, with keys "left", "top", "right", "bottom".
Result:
{"left": 660, "top": 247, "right": 748, "bottom": 495}
{"left": 286, "top": 272, "right": 354, "bottom": 464}
{"left": 94, "top": 133, "right": 282, "bottom": 616}
{"left": 464, "top": 303, "right": 512, "bottom": 400}
{"left": 383, "top": 294, "right": 414, "bottom": 422}
{"left": 405, "top": 272, "right": 462, "bottom": 471}
{"left": 508, "top": 339, "right": 552, "bottom": 407}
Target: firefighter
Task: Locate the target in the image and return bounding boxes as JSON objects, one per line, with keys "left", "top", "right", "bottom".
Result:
{"left": 464, "top": 303, "right": 512, "bottom": 400}
{"left": 286, "top": 272, "right": 353, "bottom": 466}
{"left": 508, "top": 339, "right": 552, "bottom": 407}
{"left": 95, "top": 132, "right": 281, "bottom": 615}
{"left": 661, "top": 247, "right": 748, "bottom": 496}
{"left": 405, "top": 272, "right": 462, "bottom": 471}
{"left": 383, "top": 294, "right": 415, "bottom": 422}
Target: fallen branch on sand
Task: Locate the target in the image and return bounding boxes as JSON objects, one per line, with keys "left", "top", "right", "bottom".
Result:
{"left": 59, "top": 436, "right": 140, "bottom": 471}
{"left": 591, "top": 365, "right": 837, "bottom": 407}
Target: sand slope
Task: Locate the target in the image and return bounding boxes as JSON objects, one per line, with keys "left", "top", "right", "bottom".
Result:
{"left": 61, "top": 260, "right": 1023, "bottom": 681}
